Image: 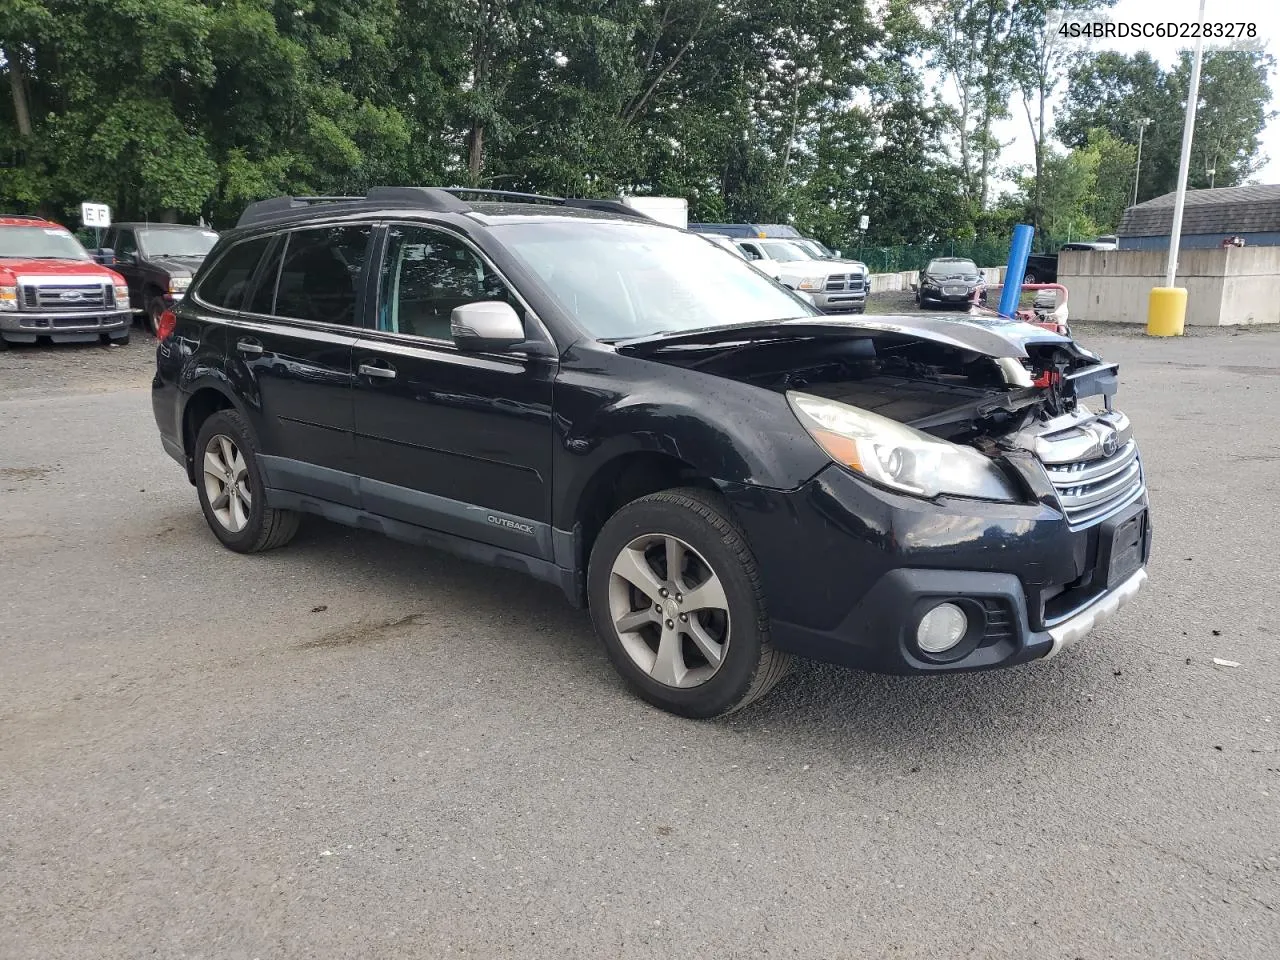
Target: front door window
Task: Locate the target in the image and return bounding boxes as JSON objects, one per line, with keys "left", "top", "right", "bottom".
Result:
{"left": 378, "top": 226, "right": 518, "bottom": 341}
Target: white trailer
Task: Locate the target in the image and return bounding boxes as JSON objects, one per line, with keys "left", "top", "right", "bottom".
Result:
{"left": 621, "top": 196, "right": 688, "bottom": 230}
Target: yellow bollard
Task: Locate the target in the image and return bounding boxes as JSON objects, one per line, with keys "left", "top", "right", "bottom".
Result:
{"left": 1147, "top": 287, "right": 1187, "bottom": 337}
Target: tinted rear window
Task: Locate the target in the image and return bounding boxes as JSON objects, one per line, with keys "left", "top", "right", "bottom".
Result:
{"left": 245, "top": 238, "right": 284, "bottom": 315}
{"left": 274, "top": 225, "right": 372, "bottom": 326}
{"left": 196, "top": 237, "right": 271, "bottom": 310}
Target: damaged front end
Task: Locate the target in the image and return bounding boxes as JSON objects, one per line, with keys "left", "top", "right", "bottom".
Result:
{"left": 623, "top": 314, "right": 1151, "bottom": 671}
{"left": 640, "top": 314, "right": 1140, "bottom": 521}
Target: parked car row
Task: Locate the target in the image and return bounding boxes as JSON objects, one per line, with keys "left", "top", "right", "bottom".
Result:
{"left": 0, "top": 213, "right": 220, "bottom": 347}
{"left": 689, "top": 224, "right": 870, "bottom": 314}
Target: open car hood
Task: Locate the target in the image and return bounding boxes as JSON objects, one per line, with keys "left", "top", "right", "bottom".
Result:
{"left": 615, "top": 313, "right": 1078, "bottom": 361}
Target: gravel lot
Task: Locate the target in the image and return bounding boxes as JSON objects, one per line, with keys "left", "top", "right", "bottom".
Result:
{"left": 2, "top": 318, "right": 1278, "bottom": 959}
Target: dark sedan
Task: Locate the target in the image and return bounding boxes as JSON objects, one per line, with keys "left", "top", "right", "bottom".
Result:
{"left": 915, "top": 257, "right": 986, "bottom": 308}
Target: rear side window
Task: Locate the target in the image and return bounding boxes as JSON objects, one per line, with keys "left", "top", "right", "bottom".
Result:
{"left": 245, "top": 238, "right": 284, "bottom": 315}
{"left": 196, "top": 237, "right": 271, "bottom": 310}
{"left": 274, "top": 225, "right": 372, "bottom": 326}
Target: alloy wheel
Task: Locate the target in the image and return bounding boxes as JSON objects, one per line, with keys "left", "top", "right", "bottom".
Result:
{"left": 202, "top": 434, "right": 251, "bottom": 533}
{"left": 607, "top": 533, "right": 730, "bottom": 689}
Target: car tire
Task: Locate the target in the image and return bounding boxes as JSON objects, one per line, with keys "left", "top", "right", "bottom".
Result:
{"left": 103, "top": 332, "right": 130, "bottom": 346}
{"left": 587, "top": 487, "right": 790, "bottom": 718}
{"left": 193, "top": 409, "right": 300, "bottom": 553}
{"left": 146, "top": 296, "right": 166, "bottom": 336}
{"left": 1023, "top": 271, "right": 1038, "bottom": 285}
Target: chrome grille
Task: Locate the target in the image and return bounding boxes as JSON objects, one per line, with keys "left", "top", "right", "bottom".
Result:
{"left": 1043, "top": 438, "right": 1144, "bottom": 527}
{"left": 19, "top": 281, "right": 110, "bottom": 311}
{"left": 823, "top": 274, "right": 866, "bottom": 293}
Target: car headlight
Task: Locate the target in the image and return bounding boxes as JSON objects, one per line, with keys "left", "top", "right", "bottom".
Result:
{"left": 797, "top": 276, "right": 825, "bottom": 291}
{"left": 787, "top": 391, "right": 1019, "bottom": 501}
{"left": 113, "top": 284, "right": 130, "bottom": 308}
{"left": 168, "top": 276, "right": 191, "bottom": 294}
{"left": 0, "top": 285, "right": 17, "bottom": 311}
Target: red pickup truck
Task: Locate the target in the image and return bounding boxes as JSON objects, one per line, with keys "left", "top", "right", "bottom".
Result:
{"left": 0, "top": 214, "right": 133, "bottom": 347}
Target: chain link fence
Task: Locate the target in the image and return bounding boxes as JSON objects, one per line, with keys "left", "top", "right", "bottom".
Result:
{"left": 850, "top": 237, "right": 1072, "bottom": 274}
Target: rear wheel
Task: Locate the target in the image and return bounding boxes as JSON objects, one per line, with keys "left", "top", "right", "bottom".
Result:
{"left": 587, "top": 488, "right": 790, "bottom": 718}
{"left": 1023, "top": 270, "right": 1039, "bottom": 285}
{"left": 194, "top": 409, "right": 300, "bottom": 553}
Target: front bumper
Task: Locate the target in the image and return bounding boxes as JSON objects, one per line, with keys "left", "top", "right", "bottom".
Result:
{"left": 725, "top": 464, "right": 1151, "bottom": 675}
{"left": 920, "top": 285, "right": 982, "bottom": 303}
{"left": 813, "top": 290, "right": 867, "bottom": 313}
{"left": 0, "top": 308, "right": 132, "bottom": 342}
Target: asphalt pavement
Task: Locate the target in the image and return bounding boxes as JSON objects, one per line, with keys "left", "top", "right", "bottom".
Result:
{"left": 2, "top": 319, "right": 1277, "bottom": 959}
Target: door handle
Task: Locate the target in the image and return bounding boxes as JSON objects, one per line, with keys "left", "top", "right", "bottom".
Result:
{"left": 358, "top": 362, "right": 397, "bottom": 380}
{"left": 236, "top": 339, "right": 264, "bottom": 356}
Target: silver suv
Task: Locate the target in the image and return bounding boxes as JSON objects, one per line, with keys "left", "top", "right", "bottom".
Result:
{"left": 735, "top": 238, "right": 866, "bottom": 314}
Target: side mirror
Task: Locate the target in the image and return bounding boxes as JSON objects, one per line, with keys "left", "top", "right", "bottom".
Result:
{"left": 93, "top": 248, "right": 115, "bottom": 265}
{"left": 833, "top": 249, "right": 842, "bottom": 258}
{"left": 451, "top": 301, "right": 527, "bottom": 352}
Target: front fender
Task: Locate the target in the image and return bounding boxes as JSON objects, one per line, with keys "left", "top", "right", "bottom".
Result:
{"left": 550, "top": 346, "right": 830, "bottom": 527}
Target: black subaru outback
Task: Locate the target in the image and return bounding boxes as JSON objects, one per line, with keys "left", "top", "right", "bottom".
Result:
{"left": 152, "top": 187, "right": 1151, "bottom": 718}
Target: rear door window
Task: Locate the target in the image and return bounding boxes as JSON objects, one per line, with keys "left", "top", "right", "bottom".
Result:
{"left": 274, "top": 225, "right": 372, "bottom": 326}
{"left": 195, "top": 236, "right": 272, "bottom": 311}
{"left": 245, "top": 237, "right": 285, "bottom": 316}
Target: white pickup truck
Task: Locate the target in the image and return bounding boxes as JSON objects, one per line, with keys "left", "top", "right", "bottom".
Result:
{"left": 734, "top": 238, "right": 867, "bottom": 314}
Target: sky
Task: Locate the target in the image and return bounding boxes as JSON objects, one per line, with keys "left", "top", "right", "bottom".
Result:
{"left": 995, "top": 0, "right": 1280, "bottom": 188}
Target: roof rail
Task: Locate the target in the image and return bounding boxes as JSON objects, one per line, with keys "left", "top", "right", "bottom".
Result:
{"left": 236, "top": 196, "right": 361, "bottom": 228}
{"left": 235, "top": 185, "right": 657, "bottom": 229}
{"left": 364, "top": 186, "right": 470, "bottom": 211}
{"left": 2, "top": 212, "right": 51, "bottom": 222}
{"left": 439, "top": 187, "right": 654, "bottom": 222}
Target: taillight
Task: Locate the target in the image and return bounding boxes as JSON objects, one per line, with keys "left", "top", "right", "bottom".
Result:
{"left": 156, "top": 308, "right": 177, "bottom": 341}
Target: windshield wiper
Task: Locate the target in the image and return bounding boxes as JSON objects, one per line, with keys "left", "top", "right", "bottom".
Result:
{"left": 613, "top": 318, "right": 859, "bottom": 356}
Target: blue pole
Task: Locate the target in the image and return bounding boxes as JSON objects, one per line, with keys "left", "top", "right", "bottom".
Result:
{"left": 999, "top": 223, "right": 1035, "bottom": 318}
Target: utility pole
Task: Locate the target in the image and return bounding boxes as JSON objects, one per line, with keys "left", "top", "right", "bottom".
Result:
{"left": 1164, "top": 0, "right": 1206, "bottom": 288}
{"left": 1147, "top": 0, "right": 1206, "bottom": 336}
{"left": 1132, "top": 117, "right": 1151, "bottom": 208}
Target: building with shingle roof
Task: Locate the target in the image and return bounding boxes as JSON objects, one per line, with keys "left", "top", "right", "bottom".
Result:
{"left": 1117, "top": 184, "right": 1280, "bottom": 250}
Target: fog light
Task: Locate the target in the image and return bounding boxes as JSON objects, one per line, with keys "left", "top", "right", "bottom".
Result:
{"left": 917, "top": 602, "right": 968, "bottom": 654}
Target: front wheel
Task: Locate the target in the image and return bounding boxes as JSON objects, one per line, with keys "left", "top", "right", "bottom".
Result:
{"left": 194, "top": 409, "right": 300, "bottom": 553}
{"left": 146, "top": 296, "right": 166, "bottom": 336}
{"left": 587, "top": 488, "right": 790, "bottom": 718}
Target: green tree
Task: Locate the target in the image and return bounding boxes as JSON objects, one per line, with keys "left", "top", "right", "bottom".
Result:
{"left": 1057, "top": 48, "right": 1274, "bottom": 202}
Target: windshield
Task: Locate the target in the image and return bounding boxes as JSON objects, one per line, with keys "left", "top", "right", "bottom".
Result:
{"left": 759, "top": 240, "right": 813, "bottom": 262}
{"left": 496, "top": 221, "right": 820, "bottom": 340}
{"left": 797, "top": 239, "right": 835, "bottom": 259}
{"left": 138, "top": 227, "right": 219, "bottom": 259}
{"left": 927, "top": 259, "right": 977, "bottom": 275}
{"left": 705, "top": 236, "right": 747, "bottom": 259}
{"left": 0, "top": 225, "right": 91, "bottom": 261}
